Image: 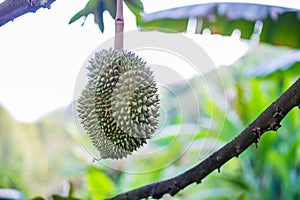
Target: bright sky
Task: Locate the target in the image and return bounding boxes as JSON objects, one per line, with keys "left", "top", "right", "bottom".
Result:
{"left": 0, "top": 0, "right": 255, "bottom": 123}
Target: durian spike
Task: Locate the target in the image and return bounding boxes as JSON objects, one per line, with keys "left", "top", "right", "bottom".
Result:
{"left": 77, "top": 49, "right": 160, "bottom": 160}
{"left": 115, "top": 0, "right": 124, "bottom": 51}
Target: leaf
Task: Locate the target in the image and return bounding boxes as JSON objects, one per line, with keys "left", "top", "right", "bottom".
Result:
{"left": 69, "top": 10, "right": 87, "bottom": 25}
{"left": 154, "top": 135, "right": 176, "bottom": 146}
{"left": 261, "top": 12, "right": 300, "bottom": 48}
{"left": 69, "top": 0, "right": 144, "bottom": 32}
{"left": 140, "top": 3, "right": 300, "bottom": 48}
{"left": 245, "top": 50, "right": 300, "bottom": 77}
{"left": 104, "top": 0, "right": 117, "bottom": 18}
{"left": 69, "top": 0, "right": 98, "bottom": 25}
{"left": 94, "top": 0, "right": 105, "bottom": 32}
{"left": 87, "top": 167, "right": 116, "bottom": 199}
{"left": 139, "top": 18, "right": 188, "bottom": 33}
{"left": 68, "top": 181, "right": 75, "bottom": 198}
{"left": 68, "top": 0, "right": 106, "bottom": 32}
{"left": 124, "top": 0, "right": 144, "bottom": 24}
{"left": 125, "top": 0, "right": 143, "bottom": 11}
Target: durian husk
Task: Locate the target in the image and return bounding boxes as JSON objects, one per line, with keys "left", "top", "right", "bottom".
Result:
{"left": 77, "top": 49, "right": 159, "bottom": 159}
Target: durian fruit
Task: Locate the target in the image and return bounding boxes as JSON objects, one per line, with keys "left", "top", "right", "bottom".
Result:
{"left": 77, "top": 49, "right": 159, "bottom": 159}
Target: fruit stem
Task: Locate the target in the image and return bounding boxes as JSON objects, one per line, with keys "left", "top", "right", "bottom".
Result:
{"left": 114, "top": 0, "right": 124, "bottom": 51}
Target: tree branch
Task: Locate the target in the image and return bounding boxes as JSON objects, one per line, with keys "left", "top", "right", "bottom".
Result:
{"left": 0, "top": 0, "right": 56, "bottom": 27}
{"left": 107, "top": 78, "right": 300, "bottom": 200}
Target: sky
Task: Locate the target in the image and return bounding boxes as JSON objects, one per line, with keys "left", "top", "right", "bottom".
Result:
{"left": 0, "top": 0, "right": 258, "bottom": 123}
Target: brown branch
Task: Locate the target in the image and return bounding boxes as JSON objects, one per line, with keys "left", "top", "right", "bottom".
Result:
{"left": 106, "top": 78, "right": 300, "bottom": 200}
{"left": 0, "top": 0, "right": 56, "bottom": 27}
{"left": 114, "top": 0, "right": 124, "bottom": 51}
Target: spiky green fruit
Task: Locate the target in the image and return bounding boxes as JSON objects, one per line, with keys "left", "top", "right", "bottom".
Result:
{"left": 77, "top": 49, "right": 159, "bottom": 159}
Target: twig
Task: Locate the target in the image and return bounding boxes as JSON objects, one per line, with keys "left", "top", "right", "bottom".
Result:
{"left": 114, "top": 0, "right": 124, "bottom": 51}
{"left": 106, "top": 78, "right": 300, "bottom": 200}
{"left": 0, "top": 0, "right": 55, "bottom": 27}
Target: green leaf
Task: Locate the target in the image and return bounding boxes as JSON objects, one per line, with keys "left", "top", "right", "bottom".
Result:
{"left": 104, "top": 0, "right": 117, "bottom": 18}
{"left": 124, "top": 0, "right": 143, "bottom": 24}
{"left": 140, "top": 3, "right": 300, "bottom": 48}
{"left": 69, "top": 0, "right": 98, "bottom": 25}
{"left": 69, "top": 0, "right": 144, "bottom": 32}
{"left": 94, "top": 0, "right": 105, "bottom": 32}
{"left": 202, "top": 16, "right": 254, "bottom": 38}
{"left": 87, "top": 167, "right": 116, "bottom": 199}
{"left": 68, "top": 0, "right": 106, "bottom": 32}
{"left": 261, "top": 12, "right": 300, "bottom": 48}
{"left": 154, "top": 135, "right": 176, "bottom": 146}
{"left": 69, "top": 10, "right": 87, "bottom": 25}
{"left": 124, "top": 0, "right": 143, "bottom": 11}
{"left": 139, "top": 18, "right": 188, "bottom": 33}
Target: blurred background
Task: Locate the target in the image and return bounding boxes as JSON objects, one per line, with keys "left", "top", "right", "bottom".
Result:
{"left": 0, "top": 0, "right": 300, "bottom": 199}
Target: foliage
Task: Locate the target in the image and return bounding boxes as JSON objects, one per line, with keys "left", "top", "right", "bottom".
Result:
{"left": 70, "top": 1, "right": 300, "bottom": 48}
{"left": 0, "top": 108, "right": 85, "bottom": 198}
{"left": 141, "top": 3, "right": 300, "bottom": 49}
{"left": 1, "top": 1, "right": 300, "bottom": 199}
{"left": 0, "top": 43, "right": 299, "bottom": 199}
{"left": 245, "top": 50, "right": 300, "bottom": 77}
{"left": 185, "top": 45, "right": 300, "bottom": 200}
{"left": 69, "top": 0, "right": 143, "bottom": 32}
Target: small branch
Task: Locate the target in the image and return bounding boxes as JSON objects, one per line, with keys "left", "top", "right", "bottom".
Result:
{"left": 107, "top": 78, "right": 300, "bottom": 200}
{"left": 0, "top": 0, "right": 55, "bottom": 27}
{"left": 114, "top": 0, "right": 124, "bottom": 51}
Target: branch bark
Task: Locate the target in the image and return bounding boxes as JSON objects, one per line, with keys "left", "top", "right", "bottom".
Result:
{"left": 0, "top": 0, "right": 56, "bottom": 27}
{"left": 107, "top": 78, "right": 300, "bottom": 200}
